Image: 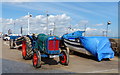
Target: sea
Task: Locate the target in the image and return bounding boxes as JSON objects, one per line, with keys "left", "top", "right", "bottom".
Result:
{"left": 108, "top": 37, "right": 120, "bottom": 39}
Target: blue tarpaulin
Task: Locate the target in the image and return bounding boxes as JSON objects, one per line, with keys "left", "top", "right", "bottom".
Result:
{"left": 79, "top": 36, "right": 114, "bottom": 61}
{"left": 62, "top": 31, "right": 85, "bottom": 39}
{"left": 61, "top": 31, "right": 114, "bottom": 61}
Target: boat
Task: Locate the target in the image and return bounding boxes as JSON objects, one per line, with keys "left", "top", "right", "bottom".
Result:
{"left": 61, "top": 31, "right": 114, "bottom": 61}
{"left": 61, "top": 31, "right": 91, "bottom": 55}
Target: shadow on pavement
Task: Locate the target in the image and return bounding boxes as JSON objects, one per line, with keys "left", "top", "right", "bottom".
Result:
{"left": 41, "top": 58, "right": 58, "bottom": 65}
{"left": 2, "top": 59, "right": 71, "bottom": 73}
{"left": 73, "top": 51, "right": 111, "bottom": 62}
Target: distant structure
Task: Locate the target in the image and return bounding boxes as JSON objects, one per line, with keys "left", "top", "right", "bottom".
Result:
{"left": 21, "top": 27, "right": 23, "bottom": 35}
{"left": 102, "top": 31, "right": 106, "bottom": 36}
{"left": 8, "top": 29, "right": 12, "bottom": 35}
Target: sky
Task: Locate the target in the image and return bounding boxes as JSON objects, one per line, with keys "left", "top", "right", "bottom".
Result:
{"left": 1, "top": 2, "right": 118, "bottom": 37}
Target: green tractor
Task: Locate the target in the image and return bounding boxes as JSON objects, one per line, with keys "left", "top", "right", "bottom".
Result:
{"left": 22, "top": 34, "right": 69, "bottom": 68}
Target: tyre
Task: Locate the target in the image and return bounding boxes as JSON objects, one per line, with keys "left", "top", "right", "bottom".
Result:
{"left": 9, "top": 39, "right": 15, "bottom": 49}
{"left": 6, "top": 38, "right": 8, "bottom": 41}
{"left": 22, "top": 36, "right": 33, "bottom": 60}
{"left": 32, "top": 50, "right": 41, "bottom": 68}
{"left": 59, "top": 50, "right": 69, "bottom": 66}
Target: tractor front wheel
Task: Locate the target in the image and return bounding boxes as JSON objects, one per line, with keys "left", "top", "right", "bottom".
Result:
{"left": 59, "top": 50, "right": 69, "bottom": 66}
{"left": 32, "top": 50, "right": 41, "bottom": 68}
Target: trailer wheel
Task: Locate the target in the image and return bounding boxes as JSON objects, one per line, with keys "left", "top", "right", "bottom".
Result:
{"left": 32, "top": 50, "right": 41, "bottom": 68}
{"left": 9, "top": 39, "right": 15, "bottom": 49}
{"left": 22, "top": 36, "right": 33, "bottom": 60}
{"left": 59, "top": 50, "right": 69, "bottom": 66}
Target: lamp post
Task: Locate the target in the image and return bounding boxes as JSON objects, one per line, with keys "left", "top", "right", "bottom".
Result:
{"left": 27, "top": 12, "right": 32, "bottom": 35}
{"left": 106, "top": 21, "right": 111, "bottom": 37}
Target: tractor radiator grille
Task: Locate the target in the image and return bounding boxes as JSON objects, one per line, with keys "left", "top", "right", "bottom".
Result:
{"left": 48, "top": 40, "right": 59, "bottom": 51}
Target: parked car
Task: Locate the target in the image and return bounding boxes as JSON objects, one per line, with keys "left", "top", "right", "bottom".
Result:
{"left": 3, "top": 34, "right": 10, "bottom": 41}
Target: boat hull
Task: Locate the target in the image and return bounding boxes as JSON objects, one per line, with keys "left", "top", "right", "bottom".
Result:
{"left": 63, "top": 39, "right": 91, "bottom": 55}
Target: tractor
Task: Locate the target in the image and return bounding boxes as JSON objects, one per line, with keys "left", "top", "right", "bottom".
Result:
{"left": 22, "top": 34, "right": 69, "bottom": 68}
{"left": 9, "top": 34, "right": 22, "bottom": 49}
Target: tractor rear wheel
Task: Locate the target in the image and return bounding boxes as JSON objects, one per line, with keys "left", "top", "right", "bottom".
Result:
{"left": 32, "top": 50, "right": 41, "bottom": 68}
{"left": 59, "top": 50, "right": 69, "bottom": 66}
{"left": 22, "top": 36, "right": 33, "bottom": 60}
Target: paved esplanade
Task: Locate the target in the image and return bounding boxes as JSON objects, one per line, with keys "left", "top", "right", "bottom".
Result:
{"left": 1, "top": 39, "right": 118, "bottom": 73}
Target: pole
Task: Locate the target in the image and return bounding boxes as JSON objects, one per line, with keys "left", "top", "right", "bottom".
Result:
{"left": 103, "top": 31, "right": 104, "bottom": 36}
{"left": 28, "top": 12, "right": 30, "bottom": 35}
{"left": 106, "top": 24, "right": 108, "bottom": 37}
{"left": 84, "top": 24, "right": 87, "bottom": 36}
{"left": 106, "top": 21, "right": 111, "bottom": 37}
{"left": 46, "top": 11, "right": 49, "bottom": 35}
{"left": 50, "top": 30, "right": 52, "bottom": 35}
{"left": 67, "top": 25, "right": 71, "bottom": 33}
{"left": 103, "top": 31, "right": 105, "bottom": 36}
{"left": 69, "top": 24, "right": 71, "bottom": 32}
{"left": 21, "top": 27, "right": 22, "bottom": 35}
{"left": 53, "top": 22, "right": 55, "bottom": 35}
{"left": 14, "top": 22, "right": 15, "bottom": 34}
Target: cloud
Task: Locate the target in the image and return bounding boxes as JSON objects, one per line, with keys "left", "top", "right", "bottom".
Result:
{"left": 95, "top": 23, "right": 104, "bottom": 26}
{"left": 2, "top": 14, "right": 71, "bottom": 36}
{"left": 1, "top": 14, "right": 110, "bottom": 36}
{"left": 78, "top": 20, "right": 88, "bottom": 25}
{"left": 1, "top": 15, "right": 109, "bottom": 37}
{"left": 86, "top": 27, "right": 97, "bottom": 31}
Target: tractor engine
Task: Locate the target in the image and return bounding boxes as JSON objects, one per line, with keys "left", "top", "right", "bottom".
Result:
{"left": 35, "top": 34, "right": 60, "bottom": 54}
